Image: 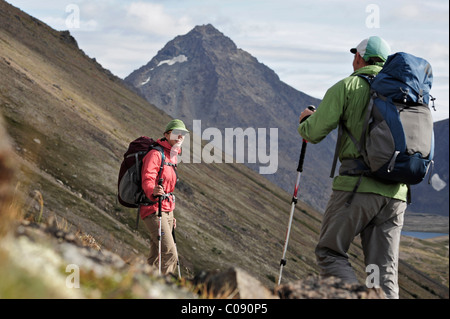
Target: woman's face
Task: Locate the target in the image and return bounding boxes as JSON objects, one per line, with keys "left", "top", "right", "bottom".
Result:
{"left": 165, "top": 129, "right": 187, "bottom": 146}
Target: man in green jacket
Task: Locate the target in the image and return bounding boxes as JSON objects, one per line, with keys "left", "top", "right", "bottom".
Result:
{"left": 298, "top": 36, "right": 407, "bottom": 299}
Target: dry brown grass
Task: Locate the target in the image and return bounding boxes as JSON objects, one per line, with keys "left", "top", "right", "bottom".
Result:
{"left": 0, "top": 114, "right": 19, "bottom": 237}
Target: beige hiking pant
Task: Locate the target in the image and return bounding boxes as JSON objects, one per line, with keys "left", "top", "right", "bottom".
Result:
{"left": 143, "top": 211, "right": 178, "bottom": 275}
{"left": 315, "top": 190, "right": 406, "bottom": 299}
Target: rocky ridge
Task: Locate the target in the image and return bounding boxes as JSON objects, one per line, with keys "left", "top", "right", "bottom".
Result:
{"left": 1, "top": 218, "right": 385, "bottom": 299}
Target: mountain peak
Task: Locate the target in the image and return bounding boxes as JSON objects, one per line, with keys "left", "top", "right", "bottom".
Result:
{"left": 125, "top": 23, "right": 239, "bottom": 84}
{"left": 191, "top": 23, "right": 222, "bottom": 36}
{"left": 183, "top": 23, "right": 236, "bottom": 52}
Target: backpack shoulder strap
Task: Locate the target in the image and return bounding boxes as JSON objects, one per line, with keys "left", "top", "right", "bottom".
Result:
{"left": 355, "top": 73, "right": 375, "bottom": 83}
{"left": 151, "top": 144, "right": 178, "bottom": 182}
{"left": 152, "top": 144, "right": 165, "bottom": 179}
{"left": 329, "top": 74, "right": 376, "bottom": 178}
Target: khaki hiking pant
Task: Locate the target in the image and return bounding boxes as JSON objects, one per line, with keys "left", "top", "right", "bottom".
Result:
{"left": 315, "top": 190, "right": 406, "bottom": 299}
{"left": 143, "top": 211, "right": 178, "bottom": 275}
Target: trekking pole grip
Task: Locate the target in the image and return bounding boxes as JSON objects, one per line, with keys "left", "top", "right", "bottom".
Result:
{"left": 297, "top": 140, "right": 308, "bottom": 172}
{"left": 297, "top": 105, "right": 316, "bottom": 172}
{"left": 300, "top": 105, "right": 316, "bottom": 124}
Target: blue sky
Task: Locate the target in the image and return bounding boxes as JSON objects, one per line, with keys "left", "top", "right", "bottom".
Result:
{"left": 6, "top": 0, "right": 449, "bottom": 122}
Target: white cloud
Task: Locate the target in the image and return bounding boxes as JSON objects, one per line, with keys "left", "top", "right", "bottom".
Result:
{"left": 399, "top": 4, "right": 421, "bottom": 19}
{"left": 125, "top": 2, "right": 192, "bottom": 37}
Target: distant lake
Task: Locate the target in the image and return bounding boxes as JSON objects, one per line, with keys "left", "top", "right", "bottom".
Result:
{"left": 402, "top": 231, "right": 449, "bottom": 240}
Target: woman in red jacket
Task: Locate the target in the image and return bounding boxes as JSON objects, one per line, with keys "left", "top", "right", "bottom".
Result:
{"left": 141, "top": 119, "right": 188, "bottom": 275}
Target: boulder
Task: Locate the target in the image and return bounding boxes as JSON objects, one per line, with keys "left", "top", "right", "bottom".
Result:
{"left": 193, "top": 267, "right": 278, "bottom": 299}
{"left": 276, "top": 275, "right": 385, "bottom": 299}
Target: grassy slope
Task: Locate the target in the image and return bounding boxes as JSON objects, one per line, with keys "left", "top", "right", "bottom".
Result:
{"left": 0, "top": 0, "right": 447, "bottom": 298}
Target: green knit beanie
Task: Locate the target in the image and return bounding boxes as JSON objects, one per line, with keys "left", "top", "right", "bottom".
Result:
{"left": 164, "top": 119, "right": 189, "bottom": 133}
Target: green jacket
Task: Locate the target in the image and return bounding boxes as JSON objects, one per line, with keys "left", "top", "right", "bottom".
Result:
{"left": 298, "top": 65, "right": 408, "bottom": 201}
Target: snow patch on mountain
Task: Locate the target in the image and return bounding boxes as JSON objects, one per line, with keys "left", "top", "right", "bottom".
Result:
{"left": 157, "top": 55, "right": 188, "bottom": 67}
{"left": 140, "top": 76, "right": 151, "bottom": 86}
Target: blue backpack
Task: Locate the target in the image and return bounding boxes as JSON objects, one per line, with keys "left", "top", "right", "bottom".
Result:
{"left": 331, "top": 52, "right": 435, "bottom": 204}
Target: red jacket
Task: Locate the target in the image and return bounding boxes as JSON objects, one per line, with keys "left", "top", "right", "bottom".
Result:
{"left": 140, "top": 138, "right": 179, "bottom": 219}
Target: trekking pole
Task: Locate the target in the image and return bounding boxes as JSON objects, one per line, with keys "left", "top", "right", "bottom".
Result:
{"left": 157, "top": 178, "right": 163, "bottom": 276}
{"left": 172, "top": 228, "right": 182, "bottom": 279}
{"left": 277, "top": 105, "right": 315, "bottom": 286}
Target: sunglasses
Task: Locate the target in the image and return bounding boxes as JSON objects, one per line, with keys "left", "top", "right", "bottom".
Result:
{"left": 171, "top": 129, "right": 188, "bottom": 137}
